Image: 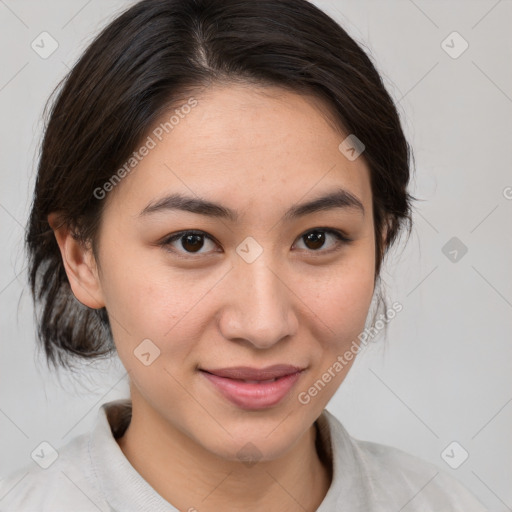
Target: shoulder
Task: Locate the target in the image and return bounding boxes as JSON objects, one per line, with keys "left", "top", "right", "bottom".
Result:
{"left": 0, "top": 434, "right": 110, "bottom": 512}
{"left": 356, "top": 438, "right": 486, "bottom": 509}
{"left": 322, "top": 410, "right": 488, "bottom": 511}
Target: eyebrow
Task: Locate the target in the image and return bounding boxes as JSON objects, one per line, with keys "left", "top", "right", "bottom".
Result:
{"left": 139, "top": 187, "right": 364, "bottom": 221}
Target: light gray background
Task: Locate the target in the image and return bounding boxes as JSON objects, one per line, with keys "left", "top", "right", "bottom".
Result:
{"left": 1, "top": 1, "right": 511, "bottom": 510}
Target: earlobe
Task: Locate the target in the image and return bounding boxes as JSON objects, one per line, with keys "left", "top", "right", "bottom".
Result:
{"left": 48, "top": 213, "right": 105, "bottom": 309}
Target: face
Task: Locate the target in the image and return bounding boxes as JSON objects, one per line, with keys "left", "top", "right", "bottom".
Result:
{"left": 84, "top": 84, "right": 378, "bottom": 461}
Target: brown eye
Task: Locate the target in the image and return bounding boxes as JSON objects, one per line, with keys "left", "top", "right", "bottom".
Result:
{"left": 162, "top": 230, "right": 218, "bottom": 256}
{"left": 180, "top": 233, "right": 205, "bottom": 253}
{"left": 295, "top": 228, "right": 351, "bottom": 253}
{"left": 303, "top": 231, "right": 326, "bottom": 250}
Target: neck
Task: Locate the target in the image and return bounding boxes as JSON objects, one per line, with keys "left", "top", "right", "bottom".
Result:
{"left": 116, "top": 396, "right": 332, "bottom": 512}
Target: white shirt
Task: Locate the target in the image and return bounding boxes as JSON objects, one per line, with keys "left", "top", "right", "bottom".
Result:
{"left": 0, "top": 398, "right": 488, "bottom": 511}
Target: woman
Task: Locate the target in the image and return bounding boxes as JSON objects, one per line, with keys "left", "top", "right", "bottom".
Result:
{"left": 0, "top": 0, "right": 488, "bottom": 510}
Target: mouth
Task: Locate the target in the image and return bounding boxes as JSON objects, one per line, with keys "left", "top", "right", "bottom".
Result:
{"left": 200, "top": 364, "right": 304, "bottom": 381}
{"left": 199, "top": 365, "right": 306, "bottom": 410}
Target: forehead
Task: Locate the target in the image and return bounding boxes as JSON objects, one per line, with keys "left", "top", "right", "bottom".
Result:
{"left": 105, "top": 84, "right": 372, "bottom": 218}
{"left": 176, "top": 84, "right": 347, "bottom": 155}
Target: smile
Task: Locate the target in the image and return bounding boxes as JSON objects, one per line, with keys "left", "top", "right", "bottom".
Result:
{"left": 199, "top": 365, "right": 306, "bottom": 410}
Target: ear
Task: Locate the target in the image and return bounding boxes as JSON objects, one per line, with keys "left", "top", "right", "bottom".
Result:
{"left": 48, "top": 213, "right": 105, "bottom": 309}
{"left": 380, "top": 216, "right": 391, "bottom": 252}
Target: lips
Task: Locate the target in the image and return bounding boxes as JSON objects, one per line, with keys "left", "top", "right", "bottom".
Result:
{"left": 199, "top": 364, "right": 305, "bottom": 410}
{"left": 200, "top": 364, "right": 304, "bottom": 381}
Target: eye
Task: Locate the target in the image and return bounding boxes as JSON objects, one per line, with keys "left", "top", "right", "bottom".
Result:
{"left": 160, "top": 227, "right": 351, "bottom": 259}
{"left": 161, "top": 230, "right": 219, "bottom": 257}
{"left": 293, "top": 228, "right": 352, "bottom": 253}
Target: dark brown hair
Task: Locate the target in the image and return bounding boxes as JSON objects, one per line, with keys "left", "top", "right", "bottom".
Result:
{"left": 26, "top": 0, "right": 415, "bottom": 371}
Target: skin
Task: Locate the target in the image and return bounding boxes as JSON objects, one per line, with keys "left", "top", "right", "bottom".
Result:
{"left": 49, "top": 83, "right": 384, "bottom": 511}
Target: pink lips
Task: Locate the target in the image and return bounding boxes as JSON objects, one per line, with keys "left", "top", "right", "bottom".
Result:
{"left": 200, "top": 364, "right": 305, "bottom": 410}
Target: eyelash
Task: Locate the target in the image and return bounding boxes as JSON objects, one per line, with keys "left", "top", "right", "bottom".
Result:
{"left": 160, "top": 228, "right": 352, "bottom": 259}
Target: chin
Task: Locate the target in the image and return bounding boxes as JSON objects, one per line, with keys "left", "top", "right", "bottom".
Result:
{"left": 193, "top": 418, "right": 304, "bottom": 464}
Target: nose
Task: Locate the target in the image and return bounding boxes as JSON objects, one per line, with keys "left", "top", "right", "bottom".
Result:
{"left": 218, "top": 254, "right": 298, "bottom": 350}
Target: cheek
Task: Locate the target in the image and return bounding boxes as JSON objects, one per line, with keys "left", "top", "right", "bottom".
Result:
{"left": 98, "top": 242, "right": 233, "bottom": 378}
{"left": 101, "top": 267, "right": 202, "bottom": 399}
{"left": 97, "top": 241, "right": 197, "bottom": 349}
{"left": 293, "top": 250, "right": 375, "bottom": 405}
{"left": 305, "top": 247, "right": 375, "bottom": 341}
